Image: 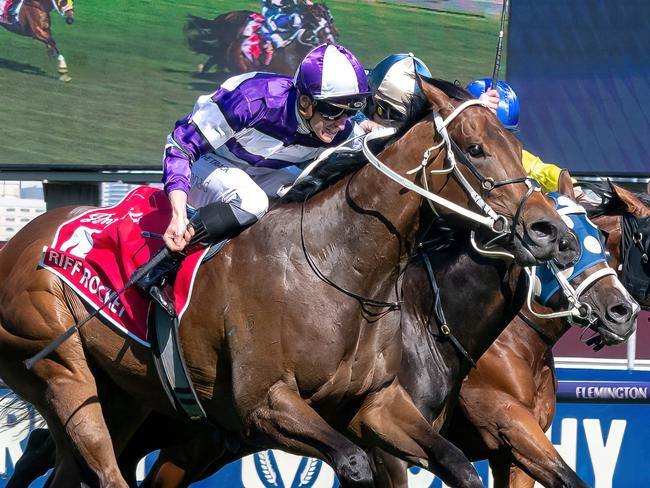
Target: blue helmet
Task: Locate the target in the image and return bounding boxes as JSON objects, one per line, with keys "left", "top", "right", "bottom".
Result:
{"left": 367, "top": 53, "right": 432, "bottom": 120}
{"left": 466, "top": 78, "right": 519, "bottom": 131}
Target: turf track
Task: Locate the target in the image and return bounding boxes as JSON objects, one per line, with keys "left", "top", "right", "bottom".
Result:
{"left": 0, "top": 0, "right": 500, "bottom": 167}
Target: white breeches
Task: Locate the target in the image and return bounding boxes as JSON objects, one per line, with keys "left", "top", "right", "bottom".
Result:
{"left": 187, "top": 154, "right": 269, "bottom": 220}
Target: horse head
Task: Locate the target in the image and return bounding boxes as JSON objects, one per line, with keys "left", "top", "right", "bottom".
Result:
{"left": 530, "top": 194, "right": 638, "bottom": 346}
{"left": 582, "top": 181, "right": 650, "bottom": 309}
{"left": 300, "top": 3, "right": 338, "bottom": 45}
{"left": 378, "top": 76, "right": 579, "bottom": 267}
{"left": 54, "top": 0, "right": 74, "bottom": 24}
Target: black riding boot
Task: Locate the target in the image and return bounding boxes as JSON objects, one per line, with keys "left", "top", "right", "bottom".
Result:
{"left": 137, "top": 202, "right": 257, "bottom": 316}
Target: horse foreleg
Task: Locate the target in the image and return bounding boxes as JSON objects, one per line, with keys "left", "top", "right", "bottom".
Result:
{"left": 348, "top": 382, "right": 483, "bottom": 488}
{"left": 245, "top": 382, "right": 374, "bottom": 487}
{"left": 488, "top": 401, "right": 589, "bottom": 488}
{"left": 368, "top": 449, "right": 408, "bottom": 488}
{"left": 55, "top": 53, "right": 71, "bottom": 81}
{"left": 0, "top": 328, "right": 128, "bottom": 486}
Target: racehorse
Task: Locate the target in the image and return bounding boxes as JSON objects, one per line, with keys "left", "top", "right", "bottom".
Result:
{"left": 0, "top": 0, "right": 74, "bottom": 81}
{"left": 0, "top": 77, "right": 575, "bottom": 487}
{"left": 184, "top": 2, "right": 337, "bottom": 76}
{"left": 74, "top": 194, "right": 634, "bottom": 488}
{"left": 437, "top": 184, "right": 648, "bottom": 488}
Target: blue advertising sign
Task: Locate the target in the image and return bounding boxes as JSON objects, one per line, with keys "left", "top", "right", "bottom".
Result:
{"left": 507, "top": 0, "right": 650, "bottom": 175}
{"left": 1, "top": 367, "right": 649, "bottom": 487}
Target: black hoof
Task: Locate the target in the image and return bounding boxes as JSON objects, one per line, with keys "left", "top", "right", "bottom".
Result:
{"left": 336, "top": 453, "right": 374, "bottom": 487}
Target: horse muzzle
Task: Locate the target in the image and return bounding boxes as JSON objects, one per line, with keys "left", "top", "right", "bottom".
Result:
{"left": 590, "top": 286, "right": 639, "bottom": 345}
{"left": 65, "top": 15, "right": 75, "bottom": 24}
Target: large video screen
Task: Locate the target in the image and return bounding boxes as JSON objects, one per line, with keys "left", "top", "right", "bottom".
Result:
{"left": 507, "top": 0, "right": 650, "bottom": 176}
{"left": 1, "top": 0, "right": 502, "bottom": 167}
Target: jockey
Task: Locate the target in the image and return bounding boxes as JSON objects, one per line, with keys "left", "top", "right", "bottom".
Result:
{"left": 354, "top": 56, "right": 570, "bottom": 194}
{"left": 354, "top": 53, "right": 500, "bottom": 132}
{"left": 139, "top": 43, "right": 369, "bottom": 315}
{"left": 261, "top": 0, "right": 313, "bottom": 48}
{"left": 466, "top": 78, "right": 570, "bottom": 193}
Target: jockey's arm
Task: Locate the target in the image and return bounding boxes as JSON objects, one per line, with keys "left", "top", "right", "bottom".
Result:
{"left": 162, "top": 90, "right": 249, "bottom": 248}
{"left": 522, "top": 149, "right": 572, "bottom": 194}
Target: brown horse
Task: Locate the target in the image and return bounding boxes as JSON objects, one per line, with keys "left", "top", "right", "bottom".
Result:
{"left": 0, "top": 78, "right": 574, "bottom": 487}
{"left": 439, "top": 185, "right": 648, "bottom": 488}
{"left": 0, "top": 0, "right": 74, "bottom": 81}
{"left": 184, "top": 3, "right": 337, "bottom": 76}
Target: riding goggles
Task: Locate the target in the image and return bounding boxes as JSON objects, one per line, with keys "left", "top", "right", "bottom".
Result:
{"left": 374, "top": 100, "right": 405, "bottom": 122}
{"left": 314, "top": 99, "right": 366, "bottom": 120}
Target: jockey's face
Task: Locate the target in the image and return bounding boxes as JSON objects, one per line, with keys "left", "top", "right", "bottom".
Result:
{"left": 299, "top": 95, "right": 349, "bottom": 143}
{"left": 310, "top": 109, "right": 348, "bottom": 143}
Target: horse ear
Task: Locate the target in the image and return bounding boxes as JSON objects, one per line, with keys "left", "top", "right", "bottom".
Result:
{"left": 557, "top": 170, "right": 576, "bottom": 200}
{"left": 609, "top": 180, "right": 650, "bottom": 218}
{"left": 416, "top": 74, "right": 451, "bottom": 114}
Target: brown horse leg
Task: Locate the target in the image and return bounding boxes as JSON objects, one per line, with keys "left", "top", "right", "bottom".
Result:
{"left": 245, "top": 382, "right": 374, "bottom": 487}
{"left": 492, "top": 403, "right": 589, "bottom": 488}
{"left": 28, "top": 9, "right": 70, "bottom": 80}
{"left": 349, "top": 382, "right": 483, "bottom": 488}
{"left": 368, "top": 449, "right": 408, "bottom": 488}
{"left": 0, "top": 324, "right": 127, "bottom": 486}
{"left": 508, "top": 465, "right": 537, "bottom": 488}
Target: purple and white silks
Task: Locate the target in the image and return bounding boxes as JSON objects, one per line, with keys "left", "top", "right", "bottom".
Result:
{"left": 162, "top": 71, "right": 363, "bottom": 195}
{"left": 294, "top": 43, "right": 370, "bottom": 100}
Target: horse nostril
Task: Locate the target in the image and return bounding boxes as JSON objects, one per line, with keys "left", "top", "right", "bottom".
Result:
{"left": 608, "top": 303, "right": 632, "bottom": 322}
{"left": 530, "top": 219, "right": 557, "bottom": 241}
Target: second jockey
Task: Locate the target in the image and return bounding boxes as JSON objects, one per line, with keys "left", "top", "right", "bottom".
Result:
{"left": 138, "top": 43, "right": 369, "bottom": 315}
{"left": 261, "top": 0, "right": 313, "bottom": 49}
{"left": 354, "top": 53, "right": 570, "bottom": 194}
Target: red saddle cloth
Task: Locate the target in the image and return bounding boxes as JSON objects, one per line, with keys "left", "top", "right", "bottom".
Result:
{"left": 39, "top": 186, "right": 210, "bottom": 346}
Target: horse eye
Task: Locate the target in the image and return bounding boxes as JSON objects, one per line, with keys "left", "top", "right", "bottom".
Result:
{"left": 467, "top": 144, "right": 484, "bottom": 157}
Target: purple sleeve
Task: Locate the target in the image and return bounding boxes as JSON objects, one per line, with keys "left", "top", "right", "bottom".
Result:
{"left": 162, "top": 115, "right": 212, "bottom": 194}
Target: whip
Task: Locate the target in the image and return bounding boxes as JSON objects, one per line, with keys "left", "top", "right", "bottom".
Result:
{"left": 491, "top": 0, "right": 510, "bottom": 89}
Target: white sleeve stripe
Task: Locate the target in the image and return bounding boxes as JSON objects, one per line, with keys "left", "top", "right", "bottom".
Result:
{"left": 190, "top": 94, "right": 235, "bottom": 150}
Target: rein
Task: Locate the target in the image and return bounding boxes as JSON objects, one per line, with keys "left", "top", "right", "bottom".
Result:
{"left": 299, "top": 195, "right": 402, "bottom": 320}
{"left": 420, "top": 248, "right": 477, "bottom": 368}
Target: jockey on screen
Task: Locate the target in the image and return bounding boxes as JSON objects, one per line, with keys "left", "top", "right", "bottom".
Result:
{"left": 139, "top": 43, "right": 369, "bottom": 315}
{"left": 355, "top": 53, "right": 570, "bottom": 194}
{"left": 261, "top": 0, "right": 313, "bottom": 49}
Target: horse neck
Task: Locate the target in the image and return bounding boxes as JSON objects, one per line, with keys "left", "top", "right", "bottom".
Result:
{"left": 302, "top": 141, "right": 430, "bottom": 290}
{"left": 24, "top": 0, "right": 52, "bottom": 12}
{"left": 398, "top": 247, "right": 526, "bottom": 417}
{"left": 515, "top": 308, "right": 570, "bottom": 351}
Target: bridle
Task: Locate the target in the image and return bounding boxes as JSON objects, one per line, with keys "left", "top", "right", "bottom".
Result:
{"left": 524, "top": 202, "right": 618, "bottom": 327}
{"left": 52, "top": 0, "right": 73, "bottom": 16}
{"left": 362, "top": 99, "right": 541, "bottom": 251}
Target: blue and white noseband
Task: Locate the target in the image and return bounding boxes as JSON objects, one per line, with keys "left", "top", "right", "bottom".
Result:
{"left": 526, "top": 193, "right": 616, "bottom": 325}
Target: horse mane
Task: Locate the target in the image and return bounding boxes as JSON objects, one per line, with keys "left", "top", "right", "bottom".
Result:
{"left": 395, "top": 76, "right": 474, "bottom": 139}
{"left": 281, "top": 149, "right": 371, "bottom": 203}
{"left": 284, "top": 77, "right": 475, "bottom": 203}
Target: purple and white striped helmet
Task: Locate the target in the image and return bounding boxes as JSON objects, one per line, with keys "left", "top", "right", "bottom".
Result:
{"left": 294, "top": 43, "right": 370, "bottom": 109}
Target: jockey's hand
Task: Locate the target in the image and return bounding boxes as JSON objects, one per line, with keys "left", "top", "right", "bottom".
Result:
{"left": 479, "top": 89, "right": 500, "bottom": 114}
{"left": 164, "top": 190, "right": 192, "bottom": 252}
{"left": 359, "top": 118, "right": 386, "bottom": 133}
